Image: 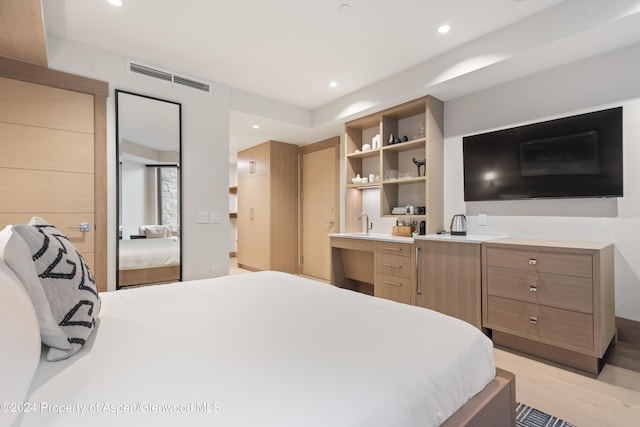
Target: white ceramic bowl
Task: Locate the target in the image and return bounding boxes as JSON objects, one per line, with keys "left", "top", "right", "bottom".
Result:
{"left": 362, "top": 144, "right": 372, "bottom": 151}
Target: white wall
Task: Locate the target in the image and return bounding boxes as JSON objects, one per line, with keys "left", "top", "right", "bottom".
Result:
{"left": 120, "top": 160, "right": 145, "bottom": 238}
{"left": 361, "top": 189, "right": 397, "bottom": 234}
{"left": 46, "top": 34, "right": 231, "bottom": 290}
{"left": 444, "top": 43, "right": 640, "bottom": 321}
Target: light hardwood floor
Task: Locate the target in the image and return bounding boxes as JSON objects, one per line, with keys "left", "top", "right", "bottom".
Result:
{"left": 228, "top": 258, "right": 639, "bottom": 426}
{"left": 495, "top": 344, "right": 640, "bottom": 426}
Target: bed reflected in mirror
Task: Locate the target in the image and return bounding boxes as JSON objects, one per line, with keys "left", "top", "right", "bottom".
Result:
{"left": 116, "top": 90, "right": 182, "bottom": 289}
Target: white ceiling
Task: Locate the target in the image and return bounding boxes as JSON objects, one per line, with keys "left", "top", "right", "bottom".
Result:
{"left": 42, "top": 0, "right": 640, "bottom": 157}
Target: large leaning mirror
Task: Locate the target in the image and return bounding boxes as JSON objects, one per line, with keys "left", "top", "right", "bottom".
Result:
{"left": 115, "top": 90, "right": 182, "bottom": 289}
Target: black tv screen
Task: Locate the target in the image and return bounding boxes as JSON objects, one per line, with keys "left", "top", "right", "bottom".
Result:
{"left": 463, "top": 107, "right": 623, "bottom": 201}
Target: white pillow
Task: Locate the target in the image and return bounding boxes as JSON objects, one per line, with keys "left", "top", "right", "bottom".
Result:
{"left": 144, "top": 225, "right": 171, "bottom": 238}
{"left": 0, "top": 260, "right": 41, "bottom": 427}
{"left": 0, "top": 225, "right": 70, "bottom": 352}
{"left": 10, "top": 217, "right": 101, "bottom": 361}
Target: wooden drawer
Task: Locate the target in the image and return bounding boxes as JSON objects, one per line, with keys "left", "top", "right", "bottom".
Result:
{"left": 375, "top": 241, "right": 412, "bottom": 257}
{"left": 485, "top": 247, "right": 592, "bottom": 278}
{"left": 376, "top": 253, "right": 411, "bottom": 278}
{"left": 486, "top": 266, "right": 593, "bottom": 314}
{"left": 375, "top": 273, "right": 412, "bottom": 304}
{"left": 486, "top": 296, "right": 594, "bottom": 351}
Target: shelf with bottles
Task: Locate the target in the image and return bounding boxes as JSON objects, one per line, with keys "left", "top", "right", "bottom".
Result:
{"left": 380, "top": 180, "right": 426, "bottom": 217}
{"left": 380, "top": 102, "right": 427, "bottom": 148}
{"left": 381, "top": 137, "right": 425, "bottom": 153}
{"left": 345, "top": 115, "right": 382, "bottom": 155}
{"left": 342, "top": 95, "right": 443, "bottom": 235}
{"left": 346, "top": 147, "right": 381, "bottom": 159}
{"left": 346, "top": 150, "right": 381, "bottom": 187}
{"left": 382, "top": 139, "right": 426, "bottom": 184}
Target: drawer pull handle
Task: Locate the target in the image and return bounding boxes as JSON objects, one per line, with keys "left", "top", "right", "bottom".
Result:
{"left": 529, "top": 316, "right": 538, "bottom": 324}
{"left": 383, "top": 247, "right": 402, "bottom": 251}
{"left": 529, "top": 286, "right": 538, "bottom": 293}
{"left": 383, "top": 280, "right": 402, "bottom": 287}
{"left": 383, "top": 264, "right": 402, "bottom": 269}
{"left": 528, "top": 259, "right": 537, "bottom": 265}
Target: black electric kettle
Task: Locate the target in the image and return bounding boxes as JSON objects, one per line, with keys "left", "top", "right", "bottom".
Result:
{"left": 450, "top": 214, "right": 467, "bottom": 236}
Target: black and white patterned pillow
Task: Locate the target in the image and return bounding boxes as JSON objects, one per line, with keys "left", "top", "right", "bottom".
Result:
{"left": 12, "top": 217, "right": 101, "bottom": 361}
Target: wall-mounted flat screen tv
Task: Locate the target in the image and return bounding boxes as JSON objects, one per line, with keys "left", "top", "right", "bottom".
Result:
{"left": 463, "top": 107, "right": 623, "bottom": 201}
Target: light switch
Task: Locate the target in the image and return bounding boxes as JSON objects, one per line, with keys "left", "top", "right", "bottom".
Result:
{"left": 478, "top": 213, "right": 488, "bottom": 226}
{"left": 197, "top": 211, "right": 209, "bottom": 224}
{"left": 210, "top": 211, "right": 222, "bottom": 224}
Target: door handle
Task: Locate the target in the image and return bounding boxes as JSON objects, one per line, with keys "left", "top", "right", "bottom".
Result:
{"left": 415, "top": 245, "right": 421, "bottom": 295}
{"left": 68, "top": 223, "right": 91, "bottom": 232}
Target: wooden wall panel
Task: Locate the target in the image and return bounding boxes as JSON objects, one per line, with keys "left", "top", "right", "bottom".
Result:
{"left": 0, "top": 76, "right": 94, "bottom": 133}
{"left": 0, "top": 169, "right": 94, "bottom": 213}
{"left": 82, "top": 253, "right": 95, "bottom": 273}
{"left": 0, "top": 123, "right": 94, "bottom": 173}
{"left": 0, "top": 0, "right": 47, "bottom": 66}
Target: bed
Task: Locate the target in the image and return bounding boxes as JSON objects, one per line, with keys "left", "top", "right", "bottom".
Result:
{"left": 2, "top": 218, "right": 514, "bottom": 427}
{"left": 118, "top": 236, "right": 180, "bottom": 286}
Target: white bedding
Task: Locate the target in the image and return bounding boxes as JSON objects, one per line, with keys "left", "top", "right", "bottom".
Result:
{"left": 15, "top": 271, "right": 495, "bottom": 427}
{"left": 118, "top": 237, "right": 179, "bottom": 270}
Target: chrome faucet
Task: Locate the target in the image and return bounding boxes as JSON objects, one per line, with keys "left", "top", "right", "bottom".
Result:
{"left": 359, "top": 212, "right": 370, "bottom": 234}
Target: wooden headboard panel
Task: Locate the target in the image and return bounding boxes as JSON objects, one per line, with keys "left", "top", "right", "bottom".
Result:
{"left": 0, "top": 56, "right": 109, "bottom": 292}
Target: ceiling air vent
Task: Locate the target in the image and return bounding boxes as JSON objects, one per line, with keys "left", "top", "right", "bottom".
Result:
{"left": 173, "top": 75, "right": 211, "bottom": 93}
{"left": 128, "top": 61, "right": 172, "bottom": 82}
{"left": 127, "top": 60, "right": 212, "bottom": 94}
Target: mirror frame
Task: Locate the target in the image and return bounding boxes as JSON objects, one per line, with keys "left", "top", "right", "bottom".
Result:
{"left": 115, "top": 89, "right": 183, "bottom": 289}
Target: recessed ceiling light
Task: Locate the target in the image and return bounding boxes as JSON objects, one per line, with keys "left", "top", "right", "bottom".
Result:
{"left": 438, "top": 24, "right": 450, "bottom": 34}
{"left": 329, "top": 81, "right": 338, "bottom": 88}
{"left": 339, "top": 4, "right": 351, "bottom": 13}
{"left": 108, "top": 0, "right": 123, "bottom": 6}
{"left": 252, "top": 124, "right": 260, "bottom": 129}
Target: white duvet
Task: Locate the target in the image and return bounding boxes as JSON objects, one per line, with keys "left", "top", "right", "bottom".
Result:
{"left": 118, "top": 237, "right": 180, "bottom": 270}
{"left": 16, "top": 271, "right": 495, "bottom": 427}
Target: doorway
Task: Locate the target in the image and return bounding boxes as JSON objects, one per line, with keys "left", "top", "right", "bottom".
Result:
{"left": 300, "top": 137, "right": 340, "bottom": 281}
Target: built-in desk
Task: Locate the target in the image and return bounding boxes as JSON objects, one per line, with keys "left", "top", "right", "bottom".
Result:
{"left": 330, "top": 233, "right": 414, "bottom": 299}
{"left": 330, "top": 235, "right": 375, "bottom": 295}
{"left": 330, "top": 233, "right": 504, "bottom": 329}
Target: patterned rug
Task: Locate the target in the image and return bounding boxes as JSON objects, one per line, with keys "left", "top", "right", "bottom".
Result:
{"left": 516, "top": 402, "right": 576, "bottom": 427}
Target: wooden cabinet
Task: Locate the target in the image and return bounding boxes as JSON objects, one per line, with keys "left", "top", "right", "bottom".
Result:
{"left": 237, "top": 141, "right": 298, "bottom": 273}
{"left": 344, "top": 96, "right": 444, "bottom": 234}
{"left": 415, "top": 240, "right": 482, "bottom": 328}
{"left": 374, "top": 241, "right": 414, "bottom": 304}
{"left": 482, "top": 238, "right": 615, "bottom": 373}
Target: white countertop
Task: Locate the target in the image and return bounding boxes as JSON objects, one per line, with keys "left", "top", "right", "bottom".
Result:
{"left": 329, "top": 233, "right": 414, "bottom": 244}
{"left": 416, "top": 233, "right": 507, "bottom": 244}
{"left": 329, "top": 232, "right": 505, "bottom": 244}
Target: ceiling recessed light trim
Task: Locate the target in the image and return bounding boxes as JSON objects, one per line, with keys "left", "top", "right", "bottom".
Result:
{"left": 438, "top": 24, "right": 451, "bottom": 34}
{"left": 252, "top": 124, "right": 260, "bottom": 129}
{"left": 338, "top": 4, "right": 351, "bottom": 13}
{"left": 108, "top": 0, "right": 124, "bottom": 6}
{"left": 329, "top": 81, "right": 338, "bottom": 88}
